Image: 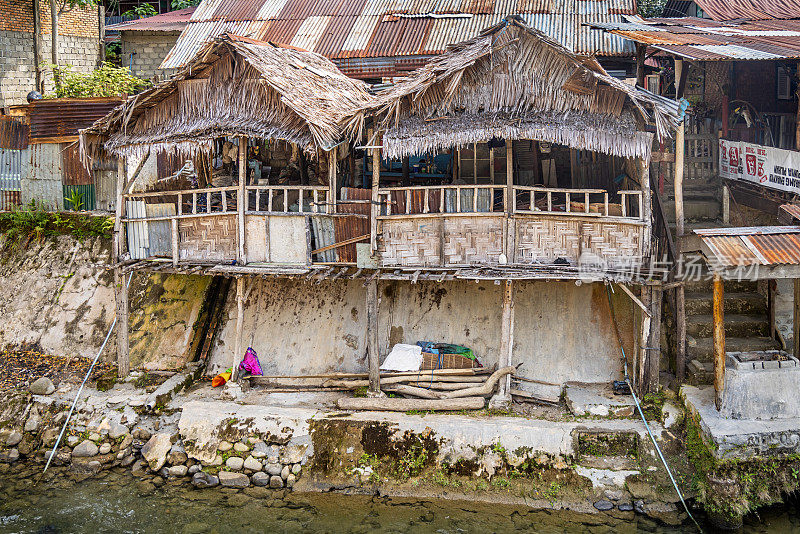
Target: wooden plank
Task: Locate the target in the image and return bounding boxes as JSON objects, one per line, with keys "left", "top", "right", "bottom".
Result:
{"left": 370, "top": 139, "right": 380, "bottom": 253}
{"left": 713, "top": 273, "right": 725, "bottom": 410}
{"left": 337, "top": 396, "right": 485, "bottom": 411}
{"left": 238, "top": 136, "right": 247, "bottom": 264}
{"left": 171, "top": 218, "right": 178, "bottom": 267}
{"left": 496, "top": 280, "right": 514, "bottom": 402}
{"left": 646, "top": 286, "right": 662, "bottom": 395}
{"left": 311, "top": 234, "right": 369, "bottom": 255}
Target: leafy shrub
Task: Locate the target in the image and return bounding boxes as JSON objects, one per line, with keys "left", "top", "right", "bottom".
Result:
{"left": 48, "top": 62, "right": 150, "bottom": 99}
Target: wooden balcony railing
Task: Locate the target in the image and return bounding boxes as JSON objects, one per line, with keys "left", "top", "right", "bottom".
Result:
{"left": 512, "top": 186, "right": 644, "bottom": 220}
{"left": 377, "top": 184, "right": 505, "bottom": 216}
{"left": 245, "top": 185, "right": 331, "bottom": 214}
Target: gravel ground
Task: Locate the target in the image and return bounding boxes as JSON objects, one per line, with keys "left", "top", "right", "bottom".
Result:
{"left": 0, "top": 349, "right": 116, "bottom": 392}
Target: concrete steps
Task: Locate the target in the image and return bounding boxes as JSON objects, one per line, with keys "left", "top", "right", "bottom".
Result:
{"left": 686, "top": 313, "right": 770, "bottom": 338}
{"left": 685, "top": 292, "right": 767, "bottom": 315}
{"left": 686, "top": 335, "right": 780, "bottom": 363}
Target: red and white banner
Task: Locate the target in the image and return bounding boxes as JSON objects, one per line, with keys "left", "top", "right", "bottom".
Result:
{"left": 719, "top": 139, "right": 800, "bottom": 194}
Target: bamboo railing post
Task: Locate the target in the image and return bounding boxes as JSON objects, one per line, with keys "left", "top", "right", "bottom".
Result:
{"left": 237, "top": 135, "right": 247, "bottom": 264}
{"left": 370, "top": 141, "right": 380, "bottom": 254}
{"left": 328, "top": 146, "right": 337, "bottom": 214}
{"left": 713, "top": 273, "right": 725, "bottom": 410}
{"left": 231, "top": 276, "right": 246, "bottom": 382}
{"left": 640, "top": 155, "right": 652, "bottom": 259}
{"left": 114, "top": 156, "right": 130, "bottom": 377}
{"left": 367, "top": 277, "right": 380, "bottom": 394}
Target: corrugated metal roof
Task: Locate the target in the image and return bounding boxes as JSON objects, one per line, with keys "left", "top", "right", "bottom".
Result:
{"left": 695, "top": 226, "right": 800, "bottom": 267}
{"left": 692, "top": 0, "right": 800, "bottom": 22}
{"left": 28, "top": 98, "right": 122, "bottom": 140}
{"left": 107, "top": 7, "right": 196, "bottom": 32}
{"left": 588, "top": 17, "right": 800, "bottom": 60}
{"left": 161, "top": 0, "right": 636, "bottom": 72}
{"left": 0, "top": 116, "right": 29, "bottom": 150}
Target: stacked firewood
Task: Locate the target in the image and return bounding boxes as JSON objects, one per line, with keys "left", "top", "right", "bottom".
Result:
{"left": 248, "top": 366, "right": 515, "bottom": 411}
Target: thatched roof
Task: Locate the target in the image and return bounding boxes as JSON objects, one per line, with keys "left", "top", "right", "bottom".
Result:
{"left": 373, "top": 17, "right": 686, "bottom": 160}
{"left": 80, "top": 34, "right": 375, "bottom": 163}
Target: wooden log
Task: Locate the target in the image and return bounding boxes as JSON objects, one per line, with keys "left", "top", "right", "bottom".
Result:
{"left": 366, "top": 277, "right": 380, "bottom": 393}
{"left": 327, "top": 374, "right": 486, "bottom": 389}
{"left": 384, "top": 384, "right": 441, "bottom": 399}
{"left": 370, "top": 133, "right": 380, "bottom": 253}
{"left": 713, "top": 274, "right": 725, "bottom": 410}
{"left": 250, "top": 368, "right": 487, "bottom": 383}
{"left": 638, "top": 285, "right": 652, "bottom": 394}
{"left": 337, "top": 396, "right": 485, "bottom": 412}
{"left": 329, "top": 145, "right": 337, "bottom": 214}
{"left": 441, "top": 366, "right": 515, "bottom": 399}
{"left": 674, "top": 58, "right": 687, "bottom": 387}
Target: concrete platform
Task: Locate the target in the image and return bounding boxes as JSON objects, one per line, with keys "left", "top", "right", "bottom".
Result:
{"left": 564, "top": 382, "right": 635, "bottom": 417}
{"left": 682, "top": 386, "right": 800, "bottom": 460}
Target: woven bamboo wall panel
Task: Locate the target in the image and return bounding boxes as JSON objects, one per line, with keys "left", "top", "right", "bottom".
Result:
{"left": 443, "top": 217, "right": 503, "bottom": 265}
{"left": 379, "top": 216, "right": 504, "bottom": 267}
{"left": 515, "top": 217, "right": 642, "bottom": 267}
{"left": 379, "top": 218, "right": 442, "bottom": 267}
{"left": 179, "top": 214, "right": 237, "bottom": 262}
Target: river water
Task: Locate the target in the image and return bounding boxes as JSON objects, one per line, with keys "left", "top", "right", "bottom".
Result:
{"left": 1, "top": 471, "right": 799, "bottom": 533}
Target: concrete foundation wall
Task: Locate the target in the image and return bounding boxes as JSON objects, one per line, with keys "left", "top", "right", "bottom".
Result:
{"left": 207, "top": 279, "right": 635, "bottom": 384}
{"left": 0, "top": 234, "right": 209, "bottom": 369}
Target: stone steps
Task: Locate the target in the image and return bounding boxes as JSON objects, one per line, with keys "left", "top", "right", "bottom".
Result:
{"left": 686, "top": 313, "right": 770, "bottom": 338}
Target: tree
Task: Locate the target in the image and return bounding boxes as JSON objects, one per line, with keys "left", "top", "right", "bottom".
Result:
{"left": 49, "top": 0, "right": 98, "bottom": 89}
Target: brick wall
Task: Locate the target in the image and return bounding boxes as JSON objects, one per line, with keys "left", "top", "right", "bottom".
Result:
{"left": 1, "top": 0, "right": 99, "bottom": 37}
{"left": 0, "top": 0, "right": 99, "bottom": 107}
{"left": 120, "top": 30, "right": 179, "bottom": 83}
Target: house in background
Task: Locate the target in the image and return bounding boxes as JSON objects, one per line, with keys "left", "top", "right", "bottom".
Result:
{"left": 106, "top": 7, "right": 195, "bottom": 83}
{"left": 0, "top": 0, "right": 101, "bottom": 108}
{"left": 159, "top": 0, "right": 642, "bottom": 82}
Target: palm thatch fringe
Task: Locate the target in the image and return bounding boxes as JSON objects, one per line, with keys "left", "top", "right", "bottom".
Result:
{"left": 80, "top": 34, "right": 375, "bottom": 166}
{"left": 370, "top": 17, "right": 685, "bottom": 159}
{"left": 383, "top": 112, "right": 653, "bottom": 160}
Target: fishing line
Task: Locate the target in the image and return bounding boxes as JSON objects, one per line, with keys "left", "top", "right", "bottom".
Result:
{"left": 606, "top": 283, "right": 703, "bottom": 532}
{"left": 38, "top": 272, "right": 133, "bottom": 483}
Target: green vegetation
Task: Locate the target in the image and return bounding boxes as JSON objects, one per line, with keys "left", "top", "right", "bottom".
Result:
{"left": 0, "top": 203, "right": 113, "bottom": 246}
{"left": 123, "top": 3, "right": 156, "bottom": 19}
{"left": 48, "top": 62, "right": 150, "bottom": 98}
{"left": 684, "top": 415, "right": 800, "bottom": 524}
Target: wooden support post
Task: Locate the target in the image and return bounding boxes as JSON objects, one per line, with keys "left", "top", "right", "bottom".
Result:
{"left": 490, "top": 280, "right": 514, "bottom": 408}
{"left": 114, "top": 157, "right": 130, "bottom": 377}
{"left": 647, "top": 285, "right": 663, "bottom": 395}
{"left": 637, "top": 285, "right": 652, "bottom": 394}
{"left": 171, "top": 218, "right": 179, "bottom": 267}
{"left": 793, "top": 279, "right": 800, "bottom": 359}
{"left": 366, "top": 277, "right": 380, "bottom": 393}
{"left": 713, "top": 274, "right": 725, "bottom": 410}
{"left": 504, "top": 140, "right": 514, "bottom": 260}
{"left": 329, "top": 146, "right": 337, "bottom": 213}
{"left": 640, "top": 153, "right": 652, "bottom": 258}
{"left": 722, "top": 183, "right": 730, "bottom": 224}
{"left": 238, "top": 136, "right": 247, "bottom": 265}
{"left": 370, "top": 141, "right": 380, "bottom": 254}
{"left": 674, "top": 58, "right": 687, "bottom": 386}
{"left": 231, "top": 277, "right": 245, "bottom": 382}
{"left": 401, "top": 156, "right": 410, "bottom": 186}
{"left": 635, "top": 43, "right": 646, "bottom": 88}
